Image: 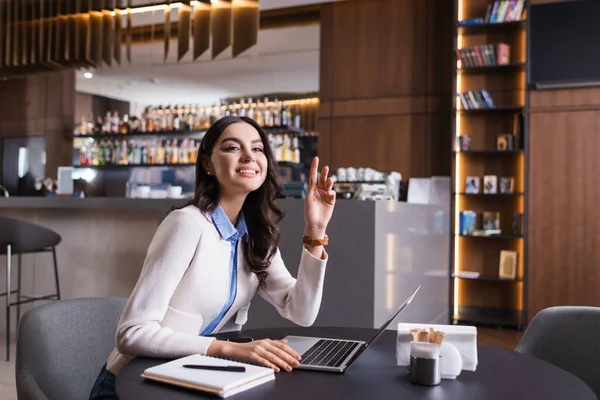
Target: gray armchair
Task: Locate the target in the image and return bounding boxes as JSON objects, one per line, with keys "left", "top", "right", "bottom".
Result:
{"left": 15, "top": 297, "right": 127, "bottom": 400}
{"left": 516, "top": 306, "right": 600, "bottom": 398}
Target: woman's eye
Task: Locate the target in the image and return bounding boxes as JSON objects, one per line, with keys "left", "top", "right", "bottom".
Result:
{"left": 226, "top": 146, "right": 240, "bottom": 151}
{"left": 253, "top": 147, "right": 264, "bottom": 152}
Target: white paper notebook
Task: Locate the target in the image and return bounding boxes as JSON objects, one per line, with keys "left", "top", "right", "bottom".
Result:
{"left": 141, "top": 354, "right": 275, "bottom": 398}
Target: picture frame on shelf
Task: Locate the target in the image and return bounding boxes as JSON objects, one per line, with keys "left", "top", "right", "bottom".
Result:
{"left": 482, "top": 211, "right": 500, "bottom": 232}
{"left": 496, "top": 134, "right": 514, "bottom": 151}
{"left": 483, "top": 175, "right": 497, "bottom": 194}
{"left": 465, "top": 176, "right": 480, "bottom": 194}
{"left": 499, "top": 177, "right": 515, "bottom": 194}
{"left": 499, "top": 250, "right": 518, "bottom": 280}
{"left": 454, "top": 134, "right": 472, "bottom": 151}
{"left": 459, "top": 210, "right": 477, "bottom": 236}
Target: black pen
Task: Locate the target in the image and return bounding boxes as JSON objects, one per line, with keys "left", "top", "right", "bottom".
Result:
{"left": 182, "top": 364, "right": 246, "bottom": 372}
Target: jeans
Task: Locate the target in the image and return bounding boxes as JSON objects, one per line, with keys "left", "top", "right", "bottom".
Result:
{"left": 89, "top": 364, "right": 119, "bottom": 400}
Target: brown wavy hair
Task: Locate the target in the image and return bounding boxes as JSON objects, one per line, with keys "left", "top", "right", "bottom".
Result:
{"left": 191, "top": 116, "right": 284, "bottom": 288}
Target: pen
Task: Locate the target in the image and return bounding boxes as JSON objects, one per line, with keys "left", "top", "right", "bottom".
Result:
{"left": 182, "top": 364, "right": 246, "bottom": 372}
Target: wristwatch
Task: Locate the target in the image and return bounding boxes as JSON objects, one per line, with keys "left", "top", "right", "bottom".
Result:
{"left": 302, "top": 234, "right": 329, "bottom": 246}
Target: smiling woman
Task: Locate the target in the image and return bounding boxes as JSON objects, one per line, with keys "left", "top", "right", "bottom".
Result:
{"left": 88, "top": 115, "right": 336, "bottom": 399}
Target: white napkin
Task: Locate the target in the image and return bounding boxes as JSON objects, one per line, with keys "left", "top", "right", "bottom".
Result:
{"left": 397, "top": 323, "right": 478, "bottom": 373}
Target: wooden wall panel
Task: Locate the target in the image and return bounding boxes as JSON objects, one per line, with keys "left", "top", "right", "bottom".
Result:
{"left": 318, "top": 0, "right": 453, "bottom": 179}
{"left": 0, "top": 70, "right": 75, "bottom": 182}
{"left": 526, "top": 0, "right": 600, "bottom": 322}
{"left": 528, "top": 88, "right": 600, "bottom": 320}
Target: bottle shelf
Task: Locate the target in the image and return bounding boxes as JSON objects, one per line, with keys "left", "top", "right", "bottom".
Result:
{"left": 74, "top": 160, "right": 302, "bottom": 170}
{"left": 74, "top": 163, "right": 197, "bottom": 169}
{"left": 454, "top": 150, "right": 524, "bottom": 155}
{"left": 456, "top": 106, "right": 524, "bottom": 114}
{"left": 74, "top": 130, "right": 207, "bottom": 140}
{"left": 457, "top": 20, "right": 526, "bottom": 36}
{"left": 73, "top": 125, "right": 305, "bottom": 141}
{"left": 454, "top": 192, "right": 524, "bottom": 197}
{"left": 457, "top": 63, "right": 525, "bottom": 75}
{"left": 455, "top": 234, "right": 523, "bottom": 240}
{"left": 452, "top": 274, "right": 522, "bottom": 283}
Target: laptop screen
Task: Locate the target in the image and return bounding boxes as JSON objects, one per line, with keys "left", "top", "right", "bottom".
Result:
{"left": 364, "top": 285, "right": 421, "bottom": 348}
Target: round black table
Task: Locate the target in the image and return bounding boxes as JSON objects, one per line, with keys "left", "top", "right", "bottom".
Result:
{"left": 116, "top": 327, "right": 597, "bottom": 400}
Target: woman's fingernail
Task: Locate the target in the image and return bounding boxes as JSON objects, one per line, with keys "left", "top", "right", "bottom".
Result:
{"left": 286, "top": 366, "right": 292, "bottom": 371}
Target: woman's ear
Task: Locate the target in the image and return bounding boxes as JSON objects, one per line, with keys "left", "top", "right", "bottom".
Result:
{"left": 200, "top": 155, "right": 212, "bottom": 175}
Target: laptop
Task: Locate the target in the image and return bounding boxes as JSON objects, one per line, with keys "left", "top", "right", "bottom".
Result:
{"left": 284, "top": 285, "right": 420, "bottom": 373}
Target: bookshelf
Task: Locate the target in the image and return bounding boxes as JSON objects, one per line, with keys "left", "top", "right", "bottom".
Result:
{"left": 451, "top": 0, "right": 528, "bottom": 330}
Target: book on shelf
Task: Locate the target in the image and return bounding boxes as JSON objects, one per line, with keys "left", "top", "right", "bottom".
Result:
{"left": 457, "top": 90, "right": 495, "bottom": 110}
{"left": 457, "top": 0, "right": 525, "bottom": 26}
{"left": 141, "top": 353, "right": 275, "bottom": 398}
{"left": 453, "top": 271, "right": 481, "bottom": 279}
{"left": 485, "top": 0, "right": 526, "bottom": 24}
{"left": 457, "top": 44, "right": 510, "bottom": 68}
{"left": 498, "top": 250, "right": 518, "bottom": 280}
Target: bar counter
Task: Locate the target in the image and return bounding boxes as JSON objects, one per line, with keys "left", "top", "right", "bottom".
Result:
{"left": 0, "top": 197, "right": 186, "bottom": 220}
{"left": 0, "top": 197, "right": 450, "bottom": 337}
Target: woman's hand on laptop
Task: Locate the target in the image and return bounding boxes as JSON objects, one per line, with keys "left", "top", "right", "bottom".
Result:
{"left": 207, "top": 338, "right": 301, "bottom": 372}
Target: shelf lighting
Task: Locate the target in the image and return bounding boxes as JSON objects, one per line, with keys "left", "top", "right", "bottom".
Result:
{"left": 453, "top": 0, "right": 464, "bottom": 319}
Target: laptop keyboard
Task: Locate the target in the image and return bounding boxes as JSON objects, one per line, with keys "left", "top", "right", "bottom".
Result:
{"left": 300, "top": 339, "right": 361, "bottom": 368}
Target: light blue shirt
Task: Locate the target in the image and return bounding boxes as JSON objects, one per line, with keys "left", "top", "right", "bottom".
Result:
{"left": 200, "top": 204, "right": 248, "bottom": 336}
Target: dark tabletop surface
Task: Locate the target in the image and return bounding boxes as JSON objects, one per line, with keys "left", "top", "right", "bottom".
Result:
{"left": 116, "top": 326, "right": 597, "bottom": 400}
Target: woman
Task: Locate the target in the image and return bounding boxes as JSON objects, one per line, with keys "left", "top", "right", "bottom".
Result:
{"left": 89, "top": 115, "right": 336, "bottom": 399}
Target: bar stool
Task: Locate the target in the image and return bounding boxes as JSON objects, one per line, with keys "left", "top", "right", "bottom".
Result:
{"left": 0, "top": 216, "right": 62, "bottom": 361}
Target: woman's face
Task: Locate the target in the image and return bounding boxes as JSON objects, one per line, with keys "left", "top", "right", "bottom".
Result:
{"left": 206, "top": 122, "right": 268, "bottom": 196}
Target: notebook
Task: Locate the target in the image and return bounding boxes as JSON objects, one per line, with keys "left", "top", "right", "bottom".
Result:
{"left": 141, "top": 354, "right": 275, "bottom": 398}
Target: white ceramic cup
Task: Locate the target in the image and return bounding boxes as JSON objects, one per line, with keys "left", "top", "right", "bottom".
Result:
{"left": 137, "top": 186, "right": 150, "bottom": 198}
{"left": 168, "top": 186, "right": 183, "bottom": 198}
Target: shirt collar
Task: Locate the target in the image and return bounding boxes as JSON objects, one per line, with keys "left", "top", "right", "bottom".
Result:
{"left": 210, "top": 203, "right": 248, "bottom": 242}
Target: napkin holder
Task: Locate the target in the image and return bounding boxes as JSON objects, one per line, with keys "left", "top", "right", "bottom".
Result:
{"left": 397, "top": 323, "right": 477, "bottom": 379}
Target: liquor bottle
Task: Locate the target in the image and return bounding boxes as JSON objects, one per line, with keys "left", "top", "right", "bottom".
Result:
{"left": 280, "top": 134, "right": 290, "bottom": 162}
{"left": 291, "top": 137, "right": 300, "bottom": 163}
{"left": 128, "top": 140, "right": 135, "bottom": 165}
{"left": 263, "top": 97, "right": 271, "bottom": 127}
{"left": 281, "top": 103, "right": 288, "bottom": 127}
{"left": 98, "top": 139, "right": 106, "bottom": 166}
{"left": 247, "top": 97, "right": 255, "bottom": 120}
{"left": 134, "top": 142, "right": 142, "bottom": 165}
{"left": 180, "top": 138, "right": 188, "bottom": 164}
{"left": 148, "top": 141, "right": 156, "bottom": 165}
{"left": 273, "top": 99, "right": 281, "bottom": 127}
{"left": 142, "top": 144, "right": 149, "bottom": 165}
{"left": 113, "top": 140, "right": 120, "bottom": 165}
{"left": 157, "top": 139, "right": 165, "bottom": 164}
{"left": 173, "top": 106, "right": 180, "bottom": 132}
{"left": 255, "top": 101, "right": 264, "bottom": 126}
{"left": 103, "top": 112, "right": 112, "bottom": 133}
{"left": 164, "top": 139, "right": 172, "bottom": 164}
{"left": 171, "top": 139, "right": 179, "bottom": 164}
{"left": 158, "top": 105, "right": 166, "bottom": 131}
{"left": 111, "top": 112, "right": 120, "bottom": 134}
{"left": 93, "top": 115, "right": 102, "bottom": 134}
{"left": 120, "top": 139, "right": 129, "bottom": 165}
{"left": 293, "top": 106, "right": 301, "bottom": 129}
{"left": 239, "top": 99, "right": 247, "bottom": 117}
{"left": 79, "top": 144, "right": 88, "bottom": 166}
{"left": 119, "top": 114, "right": 130, "bottom": 135}
{"left": 104, "top": 139, "right": 113, "bottom": 165}
{"left": 186, "top": 106, "right": 195, "bottom": 131}
{"left": 91, "top": 142, "right": 99, "bottom": 166}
